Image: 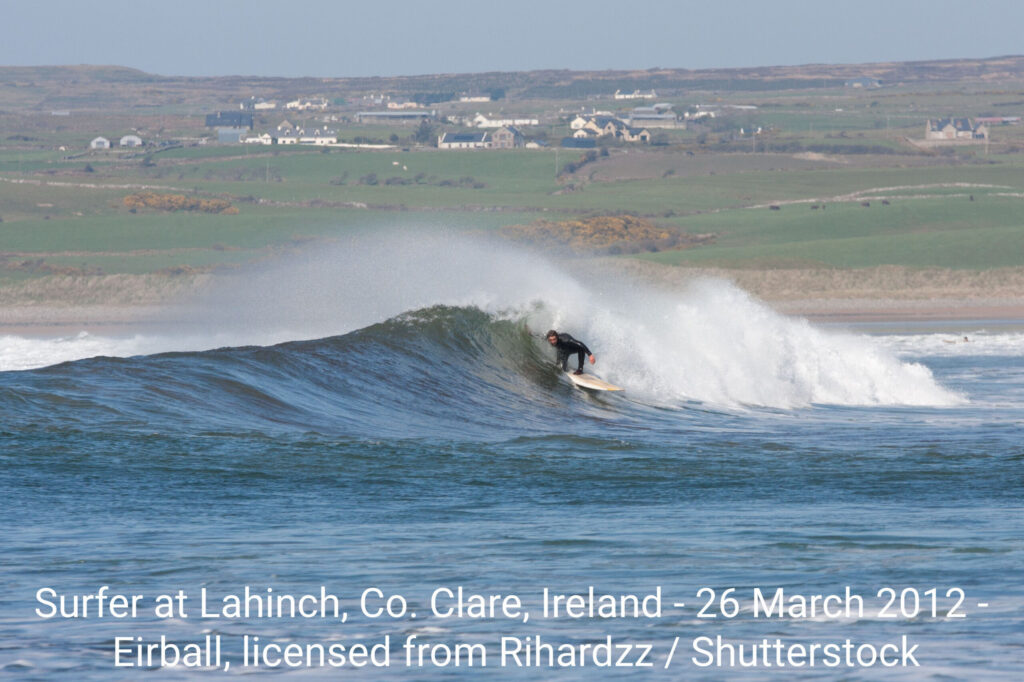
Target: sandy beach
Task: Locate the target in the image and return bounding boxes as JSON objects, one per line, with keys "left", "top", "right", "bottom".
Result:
{"left": 2, "top": 264, "right": 1024, "bottom": 337}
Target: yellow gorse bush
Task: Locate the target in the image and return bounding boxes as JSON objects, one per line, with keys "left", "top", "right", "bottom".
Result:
{"left": 123, "top": 192, "right": 239, "bottom": 214}
{"left": 501, "top": 215, "right": 682, "bottom": 254}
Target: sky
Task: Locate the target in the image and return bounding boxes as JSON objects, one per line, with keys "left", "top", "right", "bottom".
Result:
{"left": 1, "top": 0, "right": 1022, "bottom": 78}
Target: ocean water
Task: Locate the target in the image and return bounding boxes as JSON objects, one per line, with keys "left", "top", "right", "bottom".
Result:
{"left": 1, "top": 237, "right": 1021, "bottom": 679}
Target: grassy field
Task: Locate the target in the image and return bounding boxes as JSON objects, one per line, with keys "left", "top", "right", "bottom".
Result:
{"left": 4, "top": 147, "right": 1024, "bottom": 279}
{"left": 3, "top": 60, "right": 1024, "bottom": 304}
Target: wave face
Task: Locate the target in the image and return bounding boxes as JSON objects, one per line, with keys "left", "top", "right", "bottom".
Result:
{"left": 0, "top": 310, "right": 960, "bottom": 441}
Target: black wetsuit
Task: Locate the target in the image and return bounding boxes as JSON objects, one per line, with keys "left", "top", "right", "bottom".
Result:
{"left": 552, "top": 333, "right": 592, "bottom": 372}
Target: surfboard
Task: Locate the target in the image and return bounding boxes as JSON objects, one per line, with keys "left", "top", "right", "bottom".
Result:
{"left": 566, "top": 372, "right": 624, "bottom": 392}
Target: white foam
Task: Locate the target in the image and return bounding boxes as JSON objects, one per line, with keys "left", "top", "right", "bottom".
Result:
{"left": 528, "top": 276, "right": 963, "bottom": 409}
{"left": 0, "top": 332, "right": 152, "bottom": 372}
{"left": 875, "top": 331, "right": 1024, "bottom": 358}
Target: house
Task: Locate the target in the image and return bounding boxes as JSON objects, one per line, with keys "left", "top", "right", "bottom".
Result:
{"left": 276, "top": 130, "right": 300, "bottom": 144}
{"left": 926, "top": 118, "right": 988, "bottom": 141}
{"left": 205, "top": 111, "right": 253, "bottom": 129}
{"left": 438, "top": 132, "right": 490, "bottom": 149}
{"left": 568, "top": 114, "right": 649, "bottom": 142}
{"left": 285, "top": 98, "right": 328, "bottom": 111}
{"left": 614, "top": 89, "right": 656, "bottom": 100}
{"left": 490, "top": 126, "right": 524, "bottom": 149}
{"left": 243, "top": 132, "right": 276, "bottom": 145}
{"left": 241, "top": 97, "right": 278, "bottom": 110}
{"left": 684, "top": 110, "right": 716, "bottom": 121}
{"left": 582, "top": 115, "right": 627, "bottom": 138}
{"left": 845, "top": 78, "right": 881, "bottom": 88}
{"left": 89, "top": 136, "right": 110, "bottom": 149}
{"left": 298, "top": 128, "right": 337, "bottom": 145}
{"left": 470, "top": 113, "right": 539, "bottom": 128}
{"left": 272, "top": 127, "right": 336, "bottom": 145}
{"left": 620, "top": 126, "right": 651, "bottom": 143}
{"left": 569, "top": 115, "right": 591, "bottom": 130}
{"left": 119, "top": 134, "right": 143, "bottom": 147}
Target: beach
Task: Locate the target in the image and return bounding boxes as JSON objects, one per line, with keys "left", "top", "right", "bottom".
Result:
{"left": 5, "top": 263, "right": 1023, "bottom": 338}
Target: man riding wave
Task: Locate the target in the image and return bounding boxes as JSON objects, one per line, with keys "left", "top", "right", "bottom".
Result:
{"left": 546, "top": 330, "right": 596, "bottom": 375}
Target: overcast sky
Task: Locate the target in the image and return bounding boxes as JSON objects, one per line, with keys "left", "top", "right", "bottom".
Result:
{"left": 2, "top": 0, "right": 1022, "bottom": 78}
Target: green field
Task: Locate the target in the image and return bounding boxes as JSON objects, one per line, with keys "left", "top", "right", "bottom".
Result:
{"left": 3, "top": 61, "right": 1024, "bottom": 290}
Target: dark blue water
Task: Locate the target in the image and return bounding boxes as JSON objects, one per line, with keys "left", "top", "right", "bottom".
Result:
{"left": 1, "top": 307, "right": 1021, "bottom": 679}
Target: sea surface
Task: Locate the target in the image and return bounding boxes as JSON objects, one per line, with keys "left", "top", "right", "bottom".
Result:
{"left": 1, "top": 240, "right": 1021, "bottom": 679}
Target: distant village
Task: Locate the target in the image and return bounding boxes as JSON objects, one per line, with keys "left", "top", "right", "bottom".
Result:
{"left": 79, "top": 84, "right": 1020, "bottom": 152}
{"left": 199, "top": 90, "right": 685, "bottom": 151}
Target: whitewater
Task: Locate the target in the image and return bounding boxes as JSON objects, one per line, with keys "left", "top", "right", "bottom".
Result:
{"left": 2, "top": 233, "right": 1021, "bottom": 679}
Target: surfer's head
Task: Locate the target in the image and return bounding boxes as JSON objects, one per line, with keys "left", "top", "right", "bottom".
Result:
{"left": 546, "top": 330, "right": 558, "bottom": 345}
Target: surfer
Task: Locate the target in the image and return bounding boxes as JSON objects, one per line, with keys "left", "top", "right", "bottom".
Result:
{"left": 546, "top": 330, "right": 596, "bottom": 375}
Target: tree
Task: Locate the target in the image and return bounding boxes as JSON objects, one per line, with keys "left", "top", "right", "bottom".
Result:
{"left": 413, "top": 120, "right": 436, "bottom": 145}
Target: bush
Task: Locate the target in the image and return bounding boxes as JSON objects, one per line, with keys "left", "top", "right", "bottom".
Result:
{"left": 122, "top": 192, "right": 237, "bottom": 214}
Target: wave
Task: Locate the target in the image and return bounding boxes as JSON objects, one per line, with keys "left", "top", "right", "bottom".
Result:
{"left": 1, "top": 307, "right": 961, "bottom": 441}
{"left": 0, "top": 234, "right": 964, "bottom": 437}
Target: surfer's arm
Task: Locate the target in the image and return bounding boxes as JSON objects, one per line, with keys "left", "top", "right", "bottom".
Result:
{"left": 575, "top": 342, "right": 592, "bottom": 371}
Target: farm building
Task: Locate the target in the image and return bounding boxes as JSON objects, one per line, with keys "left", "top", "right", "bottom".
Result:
{"left": 89, "top": 137, "right": 110, "bottom": 149}
{"left": 217, "top": 128, "right": 248, "bottom": 144}
{"left": 119, "top": 135, "right": 143, "bottom": 147}
{"left": 356, "top": 111, "right": 435, "bottom": 124}
{"left": 438, "top": 132, "right": 490, "bottom": 149}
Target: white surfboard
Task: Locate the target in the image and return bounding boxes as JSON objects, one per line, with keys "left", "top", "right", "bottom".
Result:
{"left": 566, "top": 372, "right": 623, "bottom": 392}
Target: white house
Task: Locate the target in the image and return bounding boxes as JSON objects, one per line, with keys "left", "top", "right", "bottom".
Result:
{"left": 285, "top": 98, "right": 328, "bottom": 111}
{"left": 298, "top": 128, "right": 337, "bottom": 145}
{"left": 438, "top": 132, "right": 490, "bottom": 149}
{"left": 243, "top": 132, "right": 276, "bottom": 145}
{"left": 119, "top": 134, "right": 143, "bottom": 147}
{"left": 471, "top": 113, "right": 539, "bottom": 128}
{"left": 267, "top": 127, "right": 336, "bottom": 145}
{"left": 241, "top": 97, "right": 278, "bottom": 110}
{"left": 614, "top": 89, "right": 656, "bottom": 100}
{"left": 89, "top": 137, "right": 110, "bottom": 149}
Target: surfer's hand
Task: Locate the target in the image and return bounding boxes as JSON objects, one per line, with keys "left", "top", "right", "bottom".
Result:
{"left": 589, "top": 354, "right": 596, "bottom": 364}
